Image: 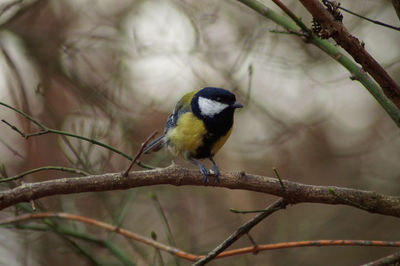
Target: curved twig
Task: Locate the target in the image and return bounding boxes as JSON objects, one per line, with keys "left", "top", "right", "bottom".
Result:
{"left": 362, "top": 250, "right": 400, "bottom": 266}
{"left": 0, "top": 211, "right": 198, "bottom": 261}
{"left": 0, "top": 101, "right": 153, "bottom": 169}
{"left": 194, "top": 198, "right": 288, "bottom": 265}
{"left": 0, "top": 166, "right": 89, "bottom": 183}
{"left": 1, "top": 211, "right": 399, "bottom": 263}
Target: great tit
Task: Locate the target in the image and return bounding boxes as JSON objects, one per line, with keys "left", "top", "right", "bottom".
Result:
{"left": 144, "top": 87, "right": 243, "bottom": 184}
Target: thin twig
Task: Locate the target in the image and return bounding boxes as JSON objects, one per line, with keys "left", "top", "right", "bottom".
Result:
{"left": 0, "top": 212, "right": 199, "bottom": 261}
{"left": 2, "top": 212, "right": 400, "bottom": 262}
{"left": 230, "top": 208, "right": 272, "bottom": 214}
{"left": 193, "top": 198, "right": 288, "bottom": 265}
{"left": 30, "top": 199, "right": 36, "bottom": 211}
{"left": 0, "top": 166, "right": 90, "bottom": 183}
{"left": 7, "top": 224, "right": 134, "bottom": 265}
{"left": 0, "top": 101, "right": 154, "bottom": 169}
{"left": 0, "top": 137, "right": 25, "bottom": 159}
{"left": 1, "top": 119, "right": 28, "bottom": 138}
{"left": 246, "top": 233, "right": 259, "bottom": 254}
{"left": 150, "top": 192, "right": 179, "bottom": 253}
{"left": 273, "top": 167, "right": 286, "bottom": 194}
{"left": 216, "top": 240, "right": 400, "bottom": 259}
{"left": 123, "top": 131, "right": 158, "bottom": 177}
{"left": 271, "top": 0, "right": 311, "bottom": 33}
{"left": 323, "top": 0, "right": 400, "bottom": 31}
{"left": 362, "top": 250, "right": 400, "bottom": 266}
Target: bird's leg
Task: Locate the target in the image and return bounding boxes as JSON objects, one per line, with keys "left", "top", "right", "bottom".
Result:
{"left": 189, "top": 158, "right": 210, "bottom": 184}
{"left": 209, "top": 157, "right": 220, "bottom": 184}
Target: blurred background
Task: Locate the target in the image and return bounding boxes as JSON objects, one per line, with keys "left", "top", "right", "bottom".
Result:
{"left": 0, "top": 0, "right": 400, "bottom": 265}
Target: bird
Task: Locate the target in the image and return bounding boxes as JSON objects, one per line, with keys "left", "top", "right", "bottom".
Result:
{"left": 143, "top": 87, "right": 243, "bottom": 184}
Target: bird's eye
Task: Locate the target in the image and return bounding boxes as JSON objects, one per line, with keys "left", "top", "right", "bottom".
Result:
{"left": 216, "top": 97, "right": 222, "bottom": 102}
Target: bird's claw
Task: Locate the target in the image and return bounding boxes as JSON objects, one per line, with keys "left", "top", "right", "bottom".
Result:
{"left": 190, "top": 157, "right": 219, "bottom": 185}
{"left": 210, "top": 169, "right": 220, "bottom": 185}
{"left": 199, "top": 166, "right": 210, "bottom": 184}
{"left": 211, "top": 159, "right": 220, "bottom": 185}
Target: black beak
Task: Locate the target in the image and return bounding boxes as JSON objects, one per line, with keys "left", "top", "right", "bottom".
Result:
{"left": 232, "top": 101, "right": 243, "bottom": 109}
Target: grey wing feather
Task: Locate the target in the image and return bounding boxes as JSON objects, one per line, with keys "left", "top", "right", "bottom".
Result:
{"left": 166, "top": 100, "right": 190, "bottom": 130}
{"left": 143, "top": 112, "right": 176, "bottom": 154}
{"left": 165, "top": 113, "right": 176, "bottom": 130}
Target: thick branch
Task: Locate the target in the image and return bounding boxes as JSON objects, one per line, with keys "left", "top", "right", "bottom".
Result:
{"left": 299, "top": 0, "right": 400, "bottom": 108}
{"left": 0, "top": 165, "right": 399, "bottom": 217}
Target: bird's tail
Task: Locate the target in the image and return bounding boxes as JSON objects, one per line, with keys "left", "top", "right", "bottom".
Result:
{"left": 143, "top": 135, "right": 166, "bottom": 154}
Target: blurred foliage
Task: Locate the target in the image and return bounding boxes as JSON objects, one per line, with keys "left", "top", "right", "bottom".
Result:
{"left": 0, "top": 0, "right": 400, "bottom": 265}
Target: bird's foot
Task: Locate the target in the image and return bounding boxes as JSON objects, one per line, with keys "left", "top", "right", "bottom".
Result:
{"left": 189, "top": 158, "right": 210, "bottom": 185}
{"left": 210, "top": 157, "right": 220, "bottom": 185}
{"left": 198, "top": 165, "right": 210, "bottom": 185}
{"left": 211, "top": 167, "right": 220, "bottom": 185}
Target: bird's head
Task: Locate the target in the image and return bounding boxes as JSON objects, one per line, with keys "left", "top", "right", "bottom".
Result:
{"left": 191, "top": 87, "right": 243, "bottom": 119}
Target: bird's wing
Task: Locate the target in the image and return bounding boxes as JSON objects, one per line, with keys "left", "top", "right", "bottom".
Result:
{"left": 165, "top": 94, "right": 193, "bottom": 130}
{"left": 144, "top": 90, "right": 198, "bottom": 154}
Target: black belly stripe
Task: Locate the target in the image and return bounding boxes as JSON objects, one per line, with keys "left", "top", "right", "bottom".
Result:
{"left": 193, "top": 109, "right": 234, "bottom": 159}
{"left": 195, "top": 132, "right": 217, "bottom": 158}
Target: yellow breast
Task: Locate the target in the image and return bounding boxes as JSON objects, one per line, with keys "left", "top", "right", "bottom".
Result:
{"left": 166, "top": 112, "right": 207, "bottom": 159}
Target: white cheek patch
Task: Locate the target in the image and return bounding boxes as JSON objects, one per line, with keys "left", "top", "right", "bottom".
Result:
{"left": 198, "top": 96, "right": 229, "bottom": 117}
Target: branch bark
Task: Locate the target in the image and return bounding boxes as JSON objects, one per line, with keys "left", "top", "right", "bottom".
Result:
{"left": 0, "top": 165, "right": 399, "bottom": 217}
{"left": 299, "top": 0, "right": 400, "bottom": 108}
